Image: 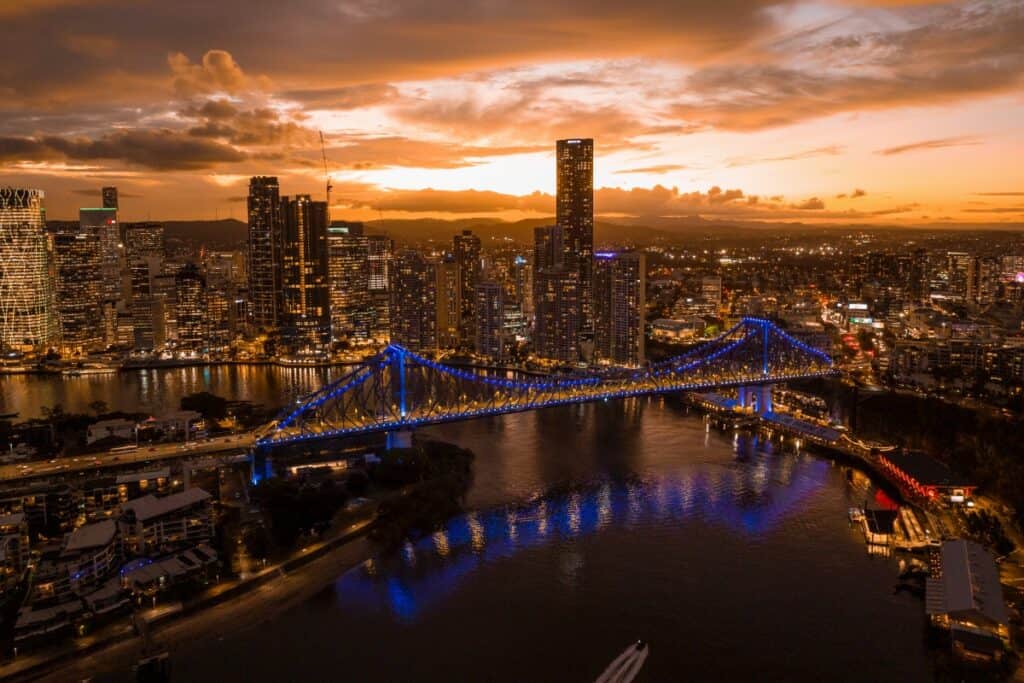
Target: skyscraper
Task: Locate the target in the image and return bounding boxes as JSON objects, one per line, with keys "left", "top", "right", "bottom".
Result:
{"left": 175, "top": 263, "right": 206, "bottom": 350}
{"left": 101, "top": 186, "right": 118, "bottom": 210}
{"left": 0, "top": 188, "right": 58, "bottom": 350}
{"left": 435, "top": 256, "right": 461, "bottom": 349}
{"left": 327, "top": 221, "right": 372, "bottom": 342}
{"left": 453, "top": 230, "right": 481, "bottom": 343}
{"left": 367, "top": 234, "right": 393, "bottom": 339}
{"left": 53, "top": 226, "right": 104, "bottom": 354}
{"left": 281, "top": 195, "right": 330, "bottom": 353}
{"left": 79, "top": 207, "right": 121, "bottom": 306}
{"left": 123, "top": 222, "right": 165, "bottom": 351}
{"left": 967, "top": 256, "right": 1000, "bottom": 308}
{"left": 390, "top": 249, "right": 437, "bottom": 352}
{"left": 533, "top": 224, "right": 564, "bottom": 273}
{"left": 701, "top": 276, "right": 723, "bottom": 307}
{"left": 533, "top": 268, "right": 580, "bottom": 364}
{"left": 593, "top": 252, "right": 646, "bottom": 367}
{"left": 247, "top": 176, "right": 282, "bottom": 331}
{"left": 204, "top": 251, "right": 240, "bottom": 349}
{"left": 946, "top": 251, "right": 971, "bottom": 301}
{"left": 556, "top": 138, "right": 594, "bottom": 332}
{"left": 474, "top": 281, "right": 504, "bottom": 362}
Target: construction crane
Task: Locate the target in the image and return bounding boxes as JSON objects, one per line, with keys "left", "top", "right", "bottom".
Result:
{"left": 319, "top": 131, "right": 333, "bottom": 221}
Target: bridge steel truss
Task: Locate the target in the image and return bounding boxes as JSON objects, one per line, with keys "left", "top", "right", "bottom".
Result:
{"left": 258, "top": 317, "right": 837, "bottom": 447}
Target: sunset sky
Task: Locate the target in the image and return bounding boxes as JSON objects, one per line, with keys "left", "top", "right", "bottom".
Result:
{"left": 1, "top": 0, "right": 1022, "bottom": 225}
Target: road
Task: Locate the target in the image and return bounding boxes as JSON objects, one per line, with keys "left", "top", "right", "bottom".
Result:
{"left": 0, "top": 433, "right": 256, "bottom": 484}
{"left": 8, "top": 521, "right": 373, "bottom": 683}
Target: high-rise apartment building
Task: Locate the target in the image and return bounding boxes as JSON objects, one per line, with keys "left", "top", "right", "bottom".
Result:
{"left": 435, "top": 257, "right": 461, "bottom": 349}
{"left": 204, "top": 251, "right": 241, "bottom": 349}
{"left": 327, "top": 221, "right": 372, "bottom": 342}
{"left": 968, "top": 256, "right": 1000, "bottom": 308}
{"left": 946, "top": 251, "right": 972, "bottom": 301}
{"left": 533, "top": 224, "right": 565, "bottom": 273}
{"left": 175, "top": 263, "right": 206, "bottom": 350}
{"left": 390, "top": 250, "right": 437, "bottom": 352}
{"left": 701, "top": 275, "right": 723, "bottom": 307}
{"left": 453, "top": 230, "right": 481, "bottom": 343}
{"left": 247, "top": 176, "right": 282, "bottom": 331}
{"left": 556, "top": 138, "right": 594, "bottom": 332}
{"left": 908, "top": 248, "right": 930, "bottom": 304}
{"left": 474, "top": 281, "right": 504, "bottom": 362}
{"left": 123, "top": 222, "right": 165, "bottom": 351}
{"left": 79, "top": 207, "right": 121, "bottom": 307}
{"left": 533, "top": 268, "right": 580, "bottom": 364}
{"left": 0, "top": 188, "right": 58, "bottom": 350}
{"left": 593, "top": 252, "right": 646, "bottom": 367}
{"left": 53, "top": 226, "right": 104, "bottom": 354}
{"left": 281, "top": 195, "right": 330, "bottom": 352}
{"left": 367, "top": 235, "right": 393, "bottom": 339}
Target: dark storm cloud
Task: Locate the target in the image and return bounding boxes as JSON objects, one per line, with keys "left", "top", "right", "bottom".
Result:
{"left": 0, "top": 130, "right": 246, "bottom": 170}
{"left": 0, "top": 0, "right": 784, "bottom": 107}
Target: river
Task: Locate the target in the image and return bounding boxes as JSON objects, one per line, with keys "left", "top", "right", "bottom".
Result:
{"left": 2, "top": 370, "right": 931, "bottom": 681}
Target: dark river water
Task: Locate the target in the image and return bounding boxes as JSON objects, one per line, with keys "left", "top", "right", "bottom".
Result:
{"left": 2, "top": 371, "right": 931, "bottom": 681}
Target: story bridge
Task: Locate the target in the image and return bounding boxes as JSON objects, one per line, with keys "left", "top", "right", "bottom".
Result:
{"left": 255, "top": 317, "right": 837, "bottom": 449}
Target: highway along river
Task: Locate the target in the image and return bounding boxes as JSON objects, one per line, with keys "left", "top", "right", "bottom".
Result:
{"left": 2, "top": 372, "right": 931, "bottom": 681}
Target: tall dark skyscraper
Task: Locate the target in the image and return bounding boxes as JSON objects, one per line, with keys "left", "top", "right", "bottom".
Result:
{"left": 453, "top": 229, "right": 481, "bottom": 343}
{"left": 534, "top": 268, "right": 580, "bottom": 364}
{"left": 327, "top": 220, "right": 372, "bottom": 342}
{"left": 556, "top": 138, "right": 594, "bottom": 333}
{"left": 390, "top": 249, "right": 437, "bottom": 352}
{"left": 175, "top": 262, "right": 206, "bottom": 350}
{"left": 101, "top": 186, "right": 118, "bottom": 210}
{"left": 533, "top": 224, "right": 564, "bottom": 273}
{"left": 123, "top": 222, "right": 165, "bottom": 351}
{"left": 532, "top": 223, "right": 579, "bottom": 362}
{"left": 79, "top": 207, "right": 121, "bottom": 307}
{"left": 53, "top": 225, "right": 103, "bottom": 354}
{"left": 474, "top": 280, "right": 504, "bottom": 362}
{"left": 366, "top": 234, "right": 393, "bottom": 339}
{"left": 247, "top": 176, "right": 283, "bottom": 331}
{"left": 593, "top": 252, "right": 645, "bottom": 367}
{"left": 281, "top": 195, "right": 330, "bottom": 353}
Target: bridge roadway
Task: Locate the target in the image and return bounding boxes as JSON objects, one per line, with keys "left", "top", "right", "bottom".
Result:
{"left": 0, "top": 433, "right": 256, "bottom": 485}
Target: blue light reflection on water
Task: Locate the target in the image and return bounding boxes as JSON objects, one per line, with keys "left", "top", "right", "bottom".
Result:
{"left": 336, "top": 436, "right": 830, "bottom": 623}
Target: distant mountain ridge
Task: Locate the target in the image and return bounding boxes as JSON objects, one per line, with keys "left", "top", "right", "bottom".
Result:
{"left": 49, "top": 216, "right": 1024, "bottom": 251}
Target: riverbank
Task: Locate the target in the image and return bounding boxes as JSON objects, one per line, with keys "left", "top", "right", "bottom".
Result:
{"left": 0, "top": 516, "right": 376, "bottom": 683}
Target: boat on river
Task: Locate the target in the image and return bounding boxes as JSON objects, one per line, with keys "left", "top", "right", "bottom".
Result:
{"left": 595, "top": 640, "right": 648, "bottom": 683}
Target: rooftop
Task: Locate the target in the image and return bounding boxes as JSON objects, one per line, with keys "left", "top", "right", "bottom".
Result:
{"left": 64, "top": 519, "right": 117, "bottom": 553}
{"left": 926, "top": 539, "right": 1009, "bottom": 627}
{"left": 883, "top": 451, "right": 973, "bottom": 488}
{"left": 121, "top": 487, "right": 210, "bottom": 523}
{"left": 0, "top": 512, "right": 25, "bottom": 528}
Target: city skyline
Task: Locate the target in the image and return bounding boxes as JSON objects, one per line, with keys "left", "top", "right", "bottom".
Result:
{"left": 0, "top": 1, "right": 1021, "bottom": 225}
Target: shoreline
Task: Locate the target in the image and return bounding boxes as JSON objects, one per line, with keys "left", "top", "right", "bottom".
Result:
{"left": 0, "top": 519, "right": 376, "bottom": 683}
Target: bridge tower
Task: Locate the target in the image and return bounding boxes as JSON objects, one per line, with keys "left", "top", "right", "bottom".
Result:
{"left": 736, "top": 320, "right": 774, "bottom": 415}
{"left": 385, "top": 345, "right": 414, "bottom": 450}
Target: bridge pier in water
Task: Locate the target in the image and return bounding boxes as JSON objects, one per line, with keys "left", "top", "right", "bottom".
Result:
{"left": 737, "top": 385, "right": 773, "bottom": 415}
{"left": 386, "top": 429, "right": 414, "bottom": 450}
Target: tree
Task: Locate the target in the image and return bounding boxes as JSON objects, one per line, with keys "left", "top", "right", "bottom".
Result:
{"left": 181, "top": 392, "right": 228, "bottom": 420}
{"left": 242, "top": 525, "right": 270, "bottom": 560}
{"left": 88, "top": 400, "right": 108, "bottom": 416}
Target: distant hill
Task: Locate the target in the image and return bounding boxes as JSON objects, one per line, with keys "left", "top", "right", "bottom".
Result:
{"left": 163, "top": 219, "right": 247, "bottom": 247}
{"left": 53, "top": 215, "right": 1020, "bottom": 252}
